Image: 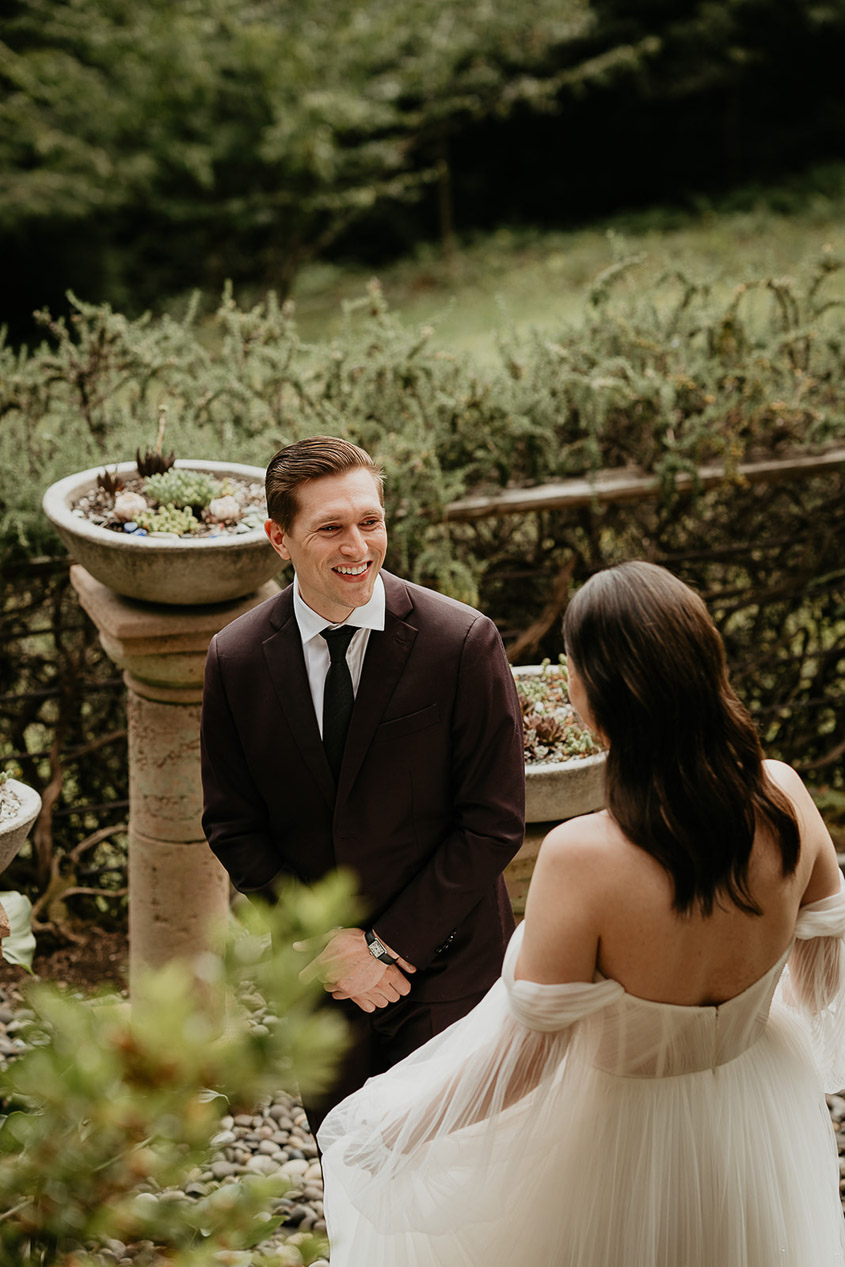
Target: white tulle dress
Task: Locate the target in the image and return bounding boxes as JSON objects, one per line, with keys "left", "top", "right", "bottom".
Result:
{"left": 319, "top": 882, "right": 845, "bottom": 1266}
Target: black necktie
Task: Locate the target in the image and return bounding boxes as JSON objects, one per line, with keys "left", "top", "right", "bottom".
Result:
{"left": 320, "top": 625, "right": 357, "bottom": 780}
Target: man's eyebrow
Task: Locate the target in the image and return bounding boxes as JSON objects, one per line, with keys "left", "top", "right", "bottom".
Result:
{"left": 306, "top": 505, "right": 384, "bottom": 527}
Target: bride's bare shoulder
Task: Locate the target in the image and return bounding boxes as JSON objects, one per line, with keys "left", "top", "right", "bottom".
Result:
{"left": 763, "top": 757, "right": 806, "bottom": 797}
{"left": 544, "top": 809, "right": 615, "bottom": 842}
{"left": 519, "top": 813, "right": 641, "bottom": 982}
{"left": 535, "top": 811, "right": 674, "bottom": 922}
{"left": 531, "top": 812, "right": 633, "bottom": 898}
{"left": 541, "top": 811, "right": 628, "bottom": 863}
{"left": 762, "top": 758, "right": 841, "bottom": 903}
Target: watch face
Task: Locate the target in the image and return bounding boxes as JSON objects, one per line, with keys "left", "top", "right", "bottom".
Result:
{"left": 367, "top": 932, "right": 393, "bottom": 962}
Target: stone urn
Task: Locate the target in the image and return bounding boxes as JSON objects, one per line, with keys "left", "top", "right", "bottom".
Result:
{"left": 0, "top": 778, "right": 42, "bottom": 876}
{"left": 505, "top": 666, "right": 607, "bottom": 916}
{"left": 43, "top": 459, "right": 281, "bottom": 606}
{"left": 0, "top": 778, "right": 41, "bottom": 943}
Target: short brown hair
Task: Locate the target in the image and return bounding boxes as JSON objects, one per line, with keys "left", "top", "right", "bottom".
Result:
{"left": 265, "top": 436, "right": 384, "bottom": 529}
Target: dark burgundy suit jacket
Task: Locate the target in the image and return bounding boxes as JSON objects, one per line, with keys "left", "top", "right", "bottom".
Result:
{"left": 200, "top": 570, "right": 525, "bottom": 1003}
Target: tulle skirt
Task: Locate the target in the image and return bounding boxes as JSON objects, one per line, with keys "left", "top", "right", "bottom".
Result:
{"left": 321, "top": 992, "right": 845, "bottom": 1266}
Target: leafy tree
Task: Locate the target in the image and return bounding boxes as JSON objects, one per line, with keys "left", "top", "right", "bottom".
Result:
{"left": 0, "top": 0, "right": 603, "bottom": 343}
{"left": 0, "top": 0, "right": 592, "bottom": 321}
{"left": 5, "top": 0, "right": 845, "bottom": 335}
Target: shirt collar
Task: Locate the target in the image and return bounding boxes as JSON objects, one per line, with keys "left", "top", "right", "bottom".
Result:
{"left": 293, "top": 572, "right": 386, "bottom": 642}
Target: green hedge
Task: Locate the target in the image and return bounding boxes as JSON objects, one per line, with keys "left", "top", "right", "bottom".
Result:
{"left": 3, "top": 251, "right": 844, "bottom": 602}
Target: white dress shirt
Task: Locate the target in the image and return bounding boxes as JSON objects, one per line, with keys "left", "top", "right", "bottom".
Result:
{"left": 292, "top": 573, "right": 386, "bottom": 736}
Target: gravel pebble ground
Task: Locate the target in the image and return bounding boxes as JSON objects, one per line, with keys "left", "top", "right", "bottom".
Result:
{"left": 4, "top": 981, "right": 845, "bottom": 1264}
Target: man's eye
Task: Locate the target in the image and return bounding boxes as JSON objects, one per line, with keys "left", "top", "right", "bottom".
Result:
{"left": 320, "top": 525, "right": 340, "bottom": 532}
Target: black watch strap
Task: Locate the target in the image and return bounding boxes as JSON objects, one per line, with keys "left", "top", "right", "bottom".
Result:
{"left": 365, "top": 929, "right": 398, "bottom": 965}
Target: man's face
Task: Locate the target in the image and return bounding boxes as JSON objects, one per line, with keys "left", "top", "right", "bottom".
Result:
{"left": 265, "top": 468, "right": 388, "bottom": 623}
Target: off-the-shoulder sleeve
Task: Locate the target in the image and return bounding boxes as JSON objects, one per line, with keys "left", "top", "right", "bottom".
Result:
{"left": 777, "top": 874, "right": 845, "bottom": 1093}
{"left": 502, "top": 920, "right": 624, "bottom": 1030}
{"left": 319, "top": 924, "right": 620, "bottom": 1250}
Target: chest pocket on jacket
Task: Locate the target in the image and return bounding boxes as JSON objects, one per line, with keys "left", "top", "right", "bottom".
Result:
{"left": 373, "top": 702, "right": 440, "bottom": 742}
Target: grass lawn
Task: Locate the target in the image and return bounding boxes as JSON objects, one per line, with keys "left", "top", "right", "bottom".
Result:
{"left": 288, "top": 171, "right": 845, "bottom": 364}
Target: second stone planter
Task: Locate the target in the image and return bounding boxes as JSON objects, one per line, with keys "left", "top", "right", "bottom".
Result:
{"left": 506, "top": 751, "right": 607, "bottom": 918}
{"left": 504, "top": 665, "right": 607, "bottom": 917}
{"left": 525, "top": 750, "right": 607, "bottom": 824}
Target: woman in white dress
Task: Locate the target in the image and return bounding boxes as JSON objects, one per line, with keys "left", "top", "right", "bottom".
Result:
{"left": 319, "top": 561, "right": 845, "bottom": 1266}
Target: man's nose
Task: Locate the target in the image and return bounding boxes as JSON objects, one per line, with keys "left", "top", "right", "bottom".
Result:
{"left": 340, "top": 526, "right": 365, "bottom": 554}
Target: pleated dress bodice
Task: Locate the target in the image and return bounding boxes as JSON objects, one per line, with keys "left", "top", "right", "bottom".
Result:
{"left": 586, "top": 950, "right": 789, "bottom": 1078}
{"left": 503, "top": 924, "right": 790, "bottom": 1077}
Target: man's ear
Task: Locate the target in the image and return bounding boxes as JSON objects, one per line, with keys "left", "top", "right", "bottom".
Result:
{"left": 265, "top": 518, "right": 291, "bottom": 561}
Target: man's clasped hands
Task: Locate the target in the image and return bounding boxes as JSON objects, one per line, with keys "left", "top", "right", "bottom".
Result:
{"left": 293, "top": 927, "right": 416, "bottom": 1013}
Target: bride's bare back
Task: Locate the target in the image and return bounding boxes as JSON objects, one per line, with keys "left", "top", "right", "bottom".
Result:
{"left": 516, "top": 759, "right": 841, "bottom": 1006}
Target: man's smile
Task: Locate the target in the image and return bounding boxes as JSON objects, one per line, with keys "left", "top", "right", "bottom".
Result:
{"left": 334, "top": 562, "right": 371, "bottom": 577}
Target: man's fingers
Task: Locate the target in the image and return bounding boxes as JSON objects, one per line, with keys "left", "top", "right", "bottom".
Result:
{"left": 292, "top": 927, "right": 339, "bottom": 952}
{"left": 385, "top": 966, "right": 412, "bottom": 996}
{"left": 361, "top": 994, "right": 391, "bottom": 1010}
{"left": 347, "top": 994, "right": 377, "bottom": 1013}
{"left": 298, "top": 959, "right": 325, "bottom": 985}
{"left": 335, "top": 984, "right": 403, "bottom": 1009}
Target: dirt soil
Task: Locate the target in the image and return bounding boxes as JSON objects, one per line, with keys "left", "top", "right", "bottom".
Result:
{"left": 0, "top": 924, "right": 128, "bottom": 994}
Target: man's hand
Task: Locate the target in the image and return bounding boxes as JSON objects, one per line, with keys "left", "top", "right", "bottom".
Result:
{"left": 293, "top": 927, "right": 415, "bottom": 1012}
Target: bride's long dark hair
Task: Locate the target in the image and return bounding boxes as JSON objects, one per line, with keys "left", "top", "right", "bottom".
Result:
{"left": 563, "top": 561, "right": 799, "bottom": 916}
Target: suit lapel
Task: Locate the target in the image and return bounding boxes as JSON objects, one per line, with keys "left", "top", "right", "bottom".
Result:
{"left": 262, "top": 591, "right": 336, "bottom": 806}
{"left": 337, "top": 574, "right": 417, "bottom": 802}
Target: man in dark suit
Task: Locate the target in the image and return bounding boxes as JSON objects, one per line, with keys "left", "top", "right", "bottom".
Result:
{"left": 201, "top": 436, "right": 525, "bottom": 1133}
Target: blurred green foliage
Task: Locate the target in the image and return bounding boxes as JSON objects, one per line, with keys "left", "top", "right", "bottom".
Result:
{"left": 0, "top": 0, "right": 591, "bottom": 322}
{"left": 3, "top": 0, "right": 845, "bottom": 332}
{"left": 0, "top": 871, "right": 356, "bottom": 1266}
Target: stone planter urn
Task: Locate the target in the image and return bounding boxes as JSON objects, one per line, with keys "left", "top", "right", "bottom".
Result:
{"left": 524, "top": 749, "right": 607, "bottom": 824}
{"left": 0, "top": 778, "right": 42, "bottom": 876}
{"left": 0, "top": 778, "right": 42, "bottom": 943}
{"left": 505, "top": 666, "right": 607, "bottom": 916}
{"left": 42, "top": 459, "right": 280, "bottom": 606}
{"left": 43, "top": 458, "right": 283, "bottom": 991}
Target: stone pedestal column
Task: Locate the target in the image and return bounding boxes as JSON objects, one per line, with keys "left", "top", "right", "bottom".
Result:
{"left": 71, "top": 566, "right": 279, "bottom": 993}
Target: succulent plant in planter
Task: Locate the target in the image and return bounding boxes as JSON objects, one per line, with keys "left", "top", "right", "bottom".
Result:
{"left": 87, "top": 455, "right": 261, "bottom": 540}
{"left": 515, "top": 658, "right": 603, "bottom": 766}
{"left": 42, "top": 417, "right": 282, "bottom": 605}
{"left": 512, "top": 659, "right": 607, "bottom": 824}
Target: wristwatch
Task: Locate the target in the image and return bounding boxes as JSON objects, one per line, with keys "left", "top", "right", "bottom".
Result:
{"left": 365, "top": 929, "right": 398, "bottom": 965}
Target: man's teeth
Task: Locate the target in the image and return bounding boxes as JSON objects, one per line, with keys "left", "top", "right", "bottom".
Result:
{"left": 335, "top": 563, "right": 369, "bottom": 575}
